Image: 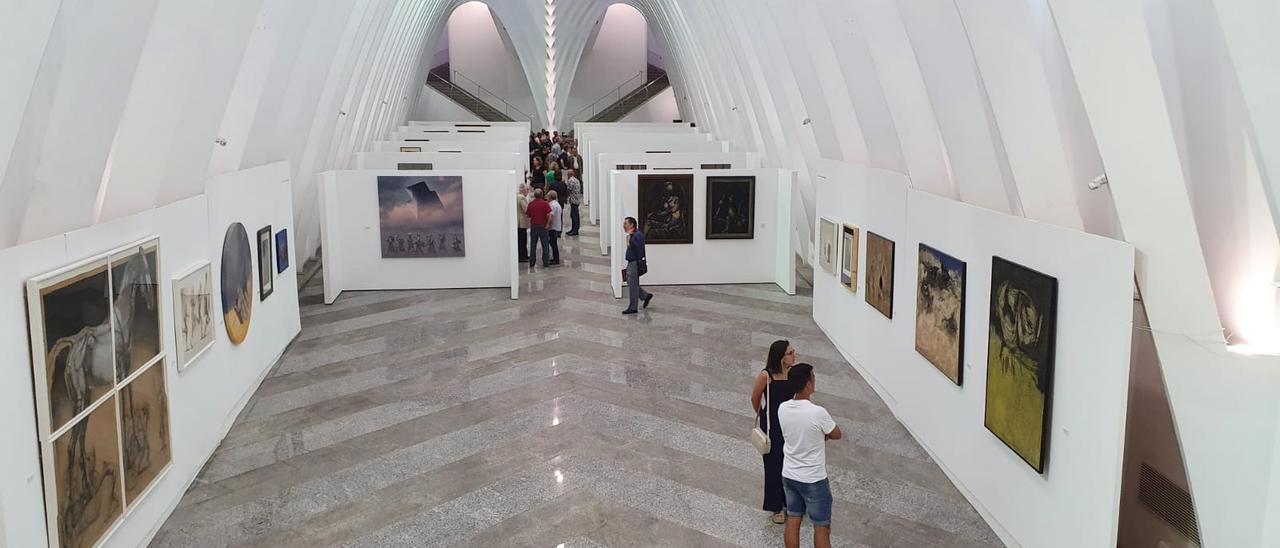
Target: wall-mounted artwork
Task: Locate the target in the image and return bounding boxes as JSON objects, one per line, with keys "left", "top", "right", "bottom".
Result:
{"left": 915, "top": 244, "right": 966, "bottom": 385}
{"left": 985, "top": 256, "right": 1058, "bottom": 473}
{"left": 221, "top": 223, "right": 254, "bottom": 345}
{"left": 705, "top": 176, "right": 754, "bottom": 239}
{"left": 819, "top": 218, "right": 837, "bottom": 276}
{"left": 119, "top": 360, "right": 172, "bottom": 503}
{"left": 399, "top": 146, "right": 422, "bottom": 152}
{"left": 256, "top": 226, "right": 273, "bottom": 300}
{"left": 841, "top": 225, "right": 859, "bottom": 292}
{"left": 275, "top": 229, "right": 290, "bottom": 274}
{"left": 397, "top": 163, "right": 434, "bottom": 171}
{"left": 864, "top": 231, "right": 895, "bottom": 319}
{"left": 638, "top": 174, "right": 693, "bottom": 244}
{"left": 173, "top": 263, "right": 214, "bottom": 370}
{"left": 378, "top": 175, "right": 466, "bottom": 258}
{"left": 26, "top": 237, "right": 172, "bottom": 548}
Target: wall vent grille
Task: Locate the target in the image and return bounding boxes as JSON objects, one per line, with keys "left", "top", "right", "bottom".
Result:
{"left": 1138, "top": 462, "right": 1201, "bottom": 545}
{"left": 700, "top": 163, "right": 731, "bottom": 170}
{"left": 397, "top": 163, "right": 434, "bottom": 171}
{"left": 615, "top": 164, "right": 648, "bottom": 171}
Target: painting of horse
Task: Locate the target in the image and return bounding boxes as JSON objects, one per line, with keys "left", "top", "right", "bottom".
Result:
{"left": 110, "top": 242, "right": 161, "bottom": 380}
{"left": 120, "top": 361, "right": 171, "bottom": 504}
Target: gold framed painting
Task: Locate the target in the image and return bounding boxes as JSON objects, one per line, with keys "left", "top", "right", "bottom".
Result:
{"left": 840, "top": 224, "right": 859, "bottom": 292}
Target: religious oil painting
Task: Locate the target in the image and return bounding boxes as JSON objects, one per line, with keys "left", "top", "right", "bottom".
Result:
{"left": 864, "top": 231, "right": 895, "bottom": 318}
{"left": 378, "top": 175, "right": 466, "bottom": 258}
{"left": 275, "top": 229, "right": 290, "bottom": 274}
{"left": 256, "top": 225, "right": 273, "bottom": 300}
{"left": 638, "top": 174, "right": 694, "bottom": 244}
{"left": 819, "top": 218, "right": 837, "bottom": 276}
{"left": 841, "top": 224, "right": 859, "bottom": 292}
{"left": 705, "top": 176, "right": 755, "bottom": 239}
{"left": 221, "top": 223, "right": 254, "bottom": 345}
{"left": 109, "top": 241, "right": 161, "bottom": 381}
{"left": 985, "top": 256, "right": 1058, "bottom": 473}
{"left": 119, "top": 361, "right": 172, "bottom": 504}
{"left": 915, "top": 244, "right": 966, "bottom": 385}
{"left": 173, "top": 262, "right": 214, "bottom": 370}
{"left": 51, "top": 396, "right": 123, "bottom": 548}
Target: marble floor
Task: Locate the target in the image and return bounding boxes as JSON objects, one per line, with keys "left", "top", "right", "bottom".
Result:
{"left": 152, "top": 211, "right": 1001, "bottom": 547}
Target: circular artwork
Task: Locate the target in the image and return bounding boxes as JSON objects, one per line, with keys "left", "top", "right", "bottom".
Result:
{"left": 221, "top": 223, "right": 253, "bottom": 344}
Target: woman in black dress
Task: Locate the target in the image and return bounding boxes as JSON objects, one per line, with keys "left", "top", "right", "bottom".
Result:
{"left": 751, "top": 339, "right": 797, "bottom": 524}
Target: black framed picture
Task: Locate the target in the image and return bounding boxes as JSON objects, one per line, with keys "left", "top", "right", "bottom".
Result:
{"left": 637, "top": 174, "right": 694, "bottom": 244}
{"left": 705, "top": 176, "right": 755, "bottom": 239}
{"left": 256, "top": 225, "right": 273, "bottom": 300}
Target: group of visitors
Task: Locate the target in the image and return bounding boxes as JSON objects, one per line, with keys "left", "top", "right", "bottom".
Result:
{"left": 518, "top": 129, "right": 583, "bottom": 268}
{"left": 753, "top": 340, "right": 843, "bottom": 548}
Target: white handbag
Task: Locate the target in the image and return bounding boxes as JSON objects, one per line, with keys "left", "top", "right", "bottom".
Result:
{"left": 751, "top": 372, "right": 772, "bottom": 454}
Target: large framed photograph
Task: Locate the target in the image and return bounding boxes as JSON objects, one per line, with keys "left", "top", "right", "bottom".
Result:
{"left": 638, "top": 174, "right": 694, "bottom": 244}
{"left": 985, "top": 256, "right": 1058, "bottom": 473}
{"left": 864, "top": 231, "right": 895, "bottom": 319}
{"left": 173, "top": 262, "right": 215, "bottom": 371}
{"left": 26, "top": 237, "right": 172, "bottom": 548}
{"left": 915, "top": 244, "right": 966, "bottom": 385}
{"left": 705, "top": 176, "right": 754, "bottom": 239}
{"left": 221, "top": 223, "right": 254, "bottom": 345}
{"left": 377, "top": 175, "right": 466, "bottom": 258}
{"left": 818, "top": 218, "right": 837, "bottom": 276}
{"left": 256, "top": 225, "right": 274, "bottom": 300}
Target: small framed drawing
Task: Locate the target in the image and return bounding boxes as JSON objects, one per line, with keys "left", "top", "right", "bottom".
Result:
{"left": 173, "top": 262, "right": 215, "bottom": 370}
{"left": 256, "top": 225, "right": 274, "bottom": 300}
{"left": 275, "top": 229, "right": 290, "bottom": 273}
{"left": 400, "top": 146, "right": 422, "bottom": 152}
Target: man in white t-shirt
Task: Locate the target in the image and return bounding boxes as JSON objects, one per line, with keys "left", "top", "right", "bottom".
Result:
{"left": 777, "top": 363, "right": 842, "bottom": 548}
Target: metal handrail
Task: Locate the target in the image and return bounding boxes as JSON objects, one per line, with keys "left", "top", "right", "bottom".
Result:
{"left": 572, "top": 73, "right": 670, "bottom": 125}
{"left": 432, "top": 68, "right": 535, "bottom": 124}
{"left": 567, "top": 70, "right": 646, "bottom": 125}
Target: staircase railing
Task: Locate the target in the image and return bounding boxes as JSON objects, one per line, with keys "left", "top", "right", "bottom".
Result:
{"left": 585, "top": 73, "right": 671, "bottom": 123}
{"left": 430, "top": 68, "right": 535, "bottom": 124}
{"left": 566, "top": 70, "right": 646, "bottom": 127}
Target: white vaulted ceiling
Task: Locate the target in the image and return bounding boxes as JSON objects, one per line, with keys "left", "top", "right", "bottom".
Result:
{"left": 1, "top": 2, "right": 1278, "bottom": 545}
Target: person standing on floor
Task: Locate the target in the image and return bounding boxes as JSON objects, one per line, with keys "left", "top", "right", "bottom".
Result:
{"left": 622, "top": 216, "right": 653, "bottom": 314}
{"left": 546, "top": 190, "right": 563, "bottom": 265}
{"left": 550, "top": 169, "right": 569, "bottom": 210}
{"left": 531, "top": 156, "right": 546, "bottom": 189}
{"left": 565, "top": 169, "right": 582, "bottom": 236}
{"left": 778, "top": 363, "right": 842, "bottom": 548}
{"left": 516, "top": 183, "right": 532, "bottom": 263}
{"left": 526, "top": 188, "right": 552, "bottom": 268}
{"left": 752, "top": 340, "right": 798, "bottom": 524}
{"left": 545, "top": 160, "right": 559, "bottom": 189}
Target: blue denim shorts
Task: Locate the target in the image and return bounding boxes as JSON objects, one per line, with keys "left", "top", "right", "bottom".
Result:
{"left": 783, "top": 477, "right": 832, "bottom": 527}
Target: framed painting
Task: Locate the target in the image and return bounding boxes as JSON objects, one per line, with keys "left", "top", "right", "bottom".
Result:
{"left": 256, "top": 225, "right": 273, "bottom": 300}
{"left": 637, "top": 174, "right": 694, "bottom": 244}
{"left": 985, "top": 256, "right": 1058, "bottom": 473}
{"left": 26, "top": 237, "right": 172, "bottom": 548}
{"left": 818, "top": 218, "right": 837, "bottom": 276}
{"left": 915, "top": 244, "right": 966, "bottom": 385}
{"left": 378, "top": 175, "right": 466, "bottom": 258}
{"left": 705, "top": 176, "right": 754, "bottom": 239}
{"left": 221, "top": 223, "right": 253, "bottom": 344}
{"left": 840, "top": 224, "right": 859, "bottom": 292}
{"left": 399, "top": 146, "right": 422, "bottom": 152}
{"left": 119, "top": 359, "right": 172, "bottom": 504}
{"left": 173, "top": 262, "right": 215, "bottom": 370}
{"left": 275, "top": 229, "right": 290, "bottom": 274}
{"left": 864, "top": 231, "right": 895, "bottom": 319}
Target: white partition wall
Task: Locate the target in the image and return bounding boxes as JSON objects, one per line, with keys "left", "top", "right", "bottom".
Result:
{"left": 812, "top": 159, "right": 1135, "bottom": 548}
{"left": 595, "top": 152, "right": 761, "bottom": 255}
{"left": 408, "top": 121, "right": 531, "bottom": 129}
{"left": 0, "top": 162, "right": 301, "bottom": 548}
{"left": 609, "top": 169, "right": 795, "bottom": 298}
{"left": 390, "top": 128, "right": 529, "bottom": 141}
{"left": 355, "top": 152, "right": 524, "bottom": 174}
{"left": 585, "top": 136, "right": 727, "bottom": 223}
{"left": 319, "top": 169, "right": 519, "bottom": 304}
{"left": 373, "top": 140, "right": 524, "bottom": 154}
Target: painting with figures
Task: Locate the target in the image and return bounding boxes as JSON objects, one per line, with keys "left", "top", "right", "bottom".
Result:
{"left": 638, "top": 174, "right": 694, "bottom": 244}
{"left": 378, "top": 175, "right": 466, "bottom": 258}
{"left": 915, "top": 244, "right": 966, "bottom": 385}
{"left": 119, "top": 361, "right": 172, "bottom": 504}
{"left": 705, "top": 176, "right": 755, "bottom": 239}
{"left": 985, "top": 256, "right": 1058, "bottom": 473}
{"left": 26, "top": 237, "right": 173, "bottom": 548}
{"left": 174, "top": 262, "right": 215, "bottom": 370}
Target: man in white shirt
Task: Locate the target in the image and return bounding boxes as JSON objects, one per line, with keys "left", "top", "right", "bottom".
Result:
{"left": 777, "top": 363, "right": 842, "bottom": 548}
{"left": 546, "top": 190, "right": 563, "bottom": 265}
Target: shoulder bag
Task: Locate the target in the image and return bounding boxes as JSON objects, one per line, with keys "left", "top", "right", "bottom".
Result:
{"left": 751, "top": 371, "right": 772, "bottom": 454}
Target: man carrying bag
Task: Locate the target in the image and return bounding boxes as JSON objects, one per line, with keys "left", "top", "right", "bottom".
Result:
{"left": 622, "top": 216, "right": 653, "bottom": 314}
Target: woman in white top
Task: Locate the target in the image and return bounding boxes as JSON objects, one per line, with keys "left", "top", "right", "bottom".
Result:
{"left": 546, "top": 190, "right": 563, "bottom": 265}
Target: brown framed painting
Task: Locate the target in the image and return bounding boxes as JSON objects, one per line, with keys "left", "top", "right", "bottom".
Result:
{"left": 637, "top": 174, "right": 694, "bottom": 244}
{"left": 864, "top": 231, "right": 895, "bottom": 318}
{"left": 705, "top": 176, "right": 755, "bottom": 239}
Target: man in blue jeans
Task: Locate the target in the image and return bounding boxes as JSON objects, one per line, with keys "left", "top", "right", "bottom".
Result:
{"left": 778, "top": 363, "right": 842, "bottom": 548}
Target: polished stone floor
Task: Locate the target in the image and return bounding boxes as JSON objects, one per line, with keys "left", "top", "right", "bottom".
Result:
{"left": 152, "top": 210, "right": 1001, "bottom": 547}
